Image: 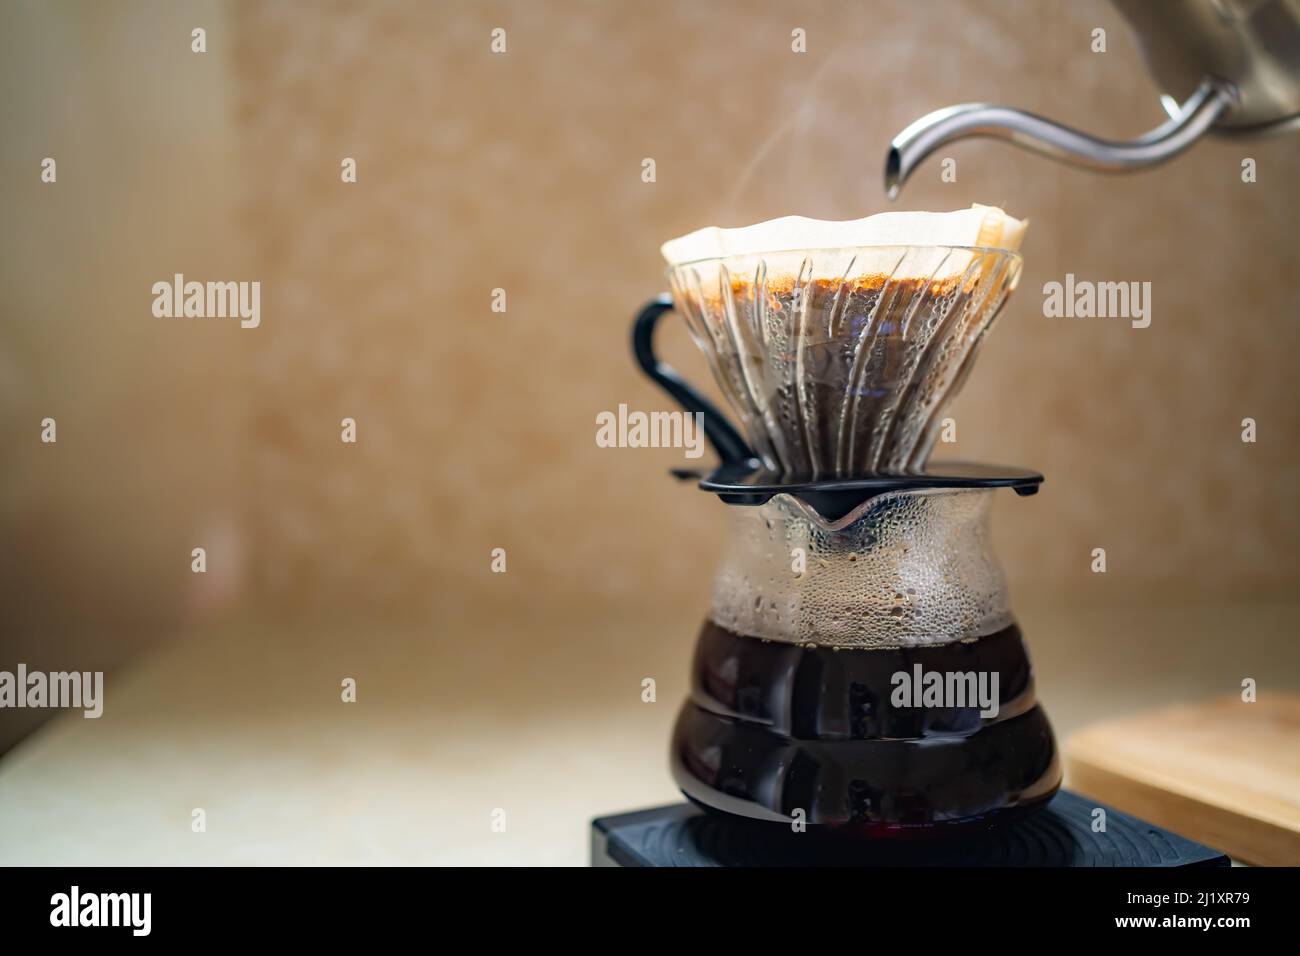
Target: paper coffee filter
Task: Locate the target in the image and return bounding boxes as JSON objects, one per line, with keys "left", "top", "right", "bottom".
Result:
{"left": 661, "top": 204, "right": 1026, "bottom": 267}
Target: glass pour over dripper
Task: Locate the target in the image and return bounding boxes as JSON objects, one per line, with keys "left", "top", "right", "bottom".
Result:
{"left": 660, "top": 206, "right": 1026, "bottom": 479}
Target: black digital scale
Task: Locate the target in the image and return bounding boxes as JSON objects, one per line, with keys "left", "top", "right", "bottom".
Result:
{"left": 592, "top": 791, "right": 1230, "bottom": 867}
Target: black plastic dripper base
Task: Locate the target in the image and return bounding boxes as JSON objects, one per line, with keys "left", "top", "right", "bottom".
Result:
{"left": 680, "top": 460, "right": 1044, "bottom": 522}
{"left": 590, "top": 791, "right": 1229, "bottom": 867}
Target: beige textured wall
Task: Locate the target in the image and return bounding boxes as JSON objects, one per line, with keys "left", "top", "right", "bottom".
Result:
{"left": 232, "top": 0, "right": 1298, "bottom": 614}
{"left": 0, "top": 0, "right": 247, "bottom": 748}
{"left": 1, "top": 0, "right": 1297, "bottom": 710}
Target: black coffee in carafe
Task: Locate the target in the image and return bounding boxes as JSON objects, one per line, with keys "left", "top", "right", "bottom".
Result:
{"left": 673, "top": 621, "right": 1059, "bottom": 833}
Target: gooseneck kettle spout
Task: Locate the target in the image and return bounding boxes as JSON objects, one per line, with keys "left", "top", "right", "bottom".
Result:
{"left": 885, "top": 79, "right": 1235, "bottom": 200}
{"left": 883, "top": 0, "right": 1300, "bottom": 198}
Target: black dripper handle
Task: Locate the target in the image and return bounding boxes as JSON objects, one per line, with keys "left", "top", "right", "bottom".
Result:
{"left": 631, "top": 295, "right": 755, "bottom": 469}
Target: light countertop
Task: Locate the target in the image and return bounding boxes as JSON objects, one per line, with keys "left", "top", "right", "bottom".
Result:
{"left": 1, "top": 600, "right": 1295, "bottom": 865}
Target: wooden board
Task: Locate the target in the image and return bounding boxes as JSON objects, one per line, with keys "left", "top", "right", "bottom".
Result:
{"left": 1065, "top": 695, "right": 1300, "bottom": 866}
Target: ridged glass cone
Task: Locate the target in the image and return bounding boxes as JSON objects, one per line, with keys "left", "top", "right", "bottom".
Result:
{"left": 663, "top": 208, "right": 1025, "bottom": 479}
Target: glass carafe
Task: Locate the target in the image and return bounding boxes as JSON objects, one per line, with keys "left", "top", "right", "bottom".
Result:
{"left": 670, "top": 486, "right": 1061, "bottom": 832}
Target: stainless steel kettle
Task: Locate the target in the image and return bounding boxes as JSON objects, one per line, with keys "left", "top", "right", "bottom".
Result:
{"left": 886, "top": 0, "right": 1300, "bottom": 197}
